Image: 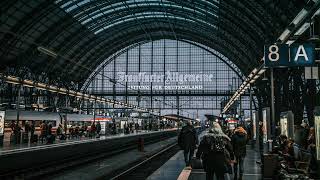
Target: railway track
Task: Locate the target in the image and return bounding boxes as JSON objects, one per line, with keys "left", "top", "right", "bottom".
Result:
{"left": 1, "top": 133, "right": 178, "bottom": 180}
{"left": 108, "top": 143, "right": 180, "bottom": 180}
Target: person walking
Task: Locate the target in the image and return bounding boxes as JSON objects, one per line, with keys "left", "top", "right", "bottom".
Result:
{"left": 96, "top": 122, "right": 101, "bottom": 138}
{"left": 196, "top": 122, "right": 233, "bottom": 180}
{"left": 30, "top": 121, "right": 35, "bottom": 143}
{"left": 40, "top": 121, "right": 47, "bottom": 143}
{"left": 232, "top": 126, "right": 248, "bottom": 180}
{"left": 178, "top": 120, "right": 198, "bottom": 167}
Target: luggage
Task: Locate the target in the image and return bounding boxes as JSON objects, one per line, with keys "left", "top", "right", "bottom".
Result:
{"left": 31, "top": 134, "right": 38, "bottom": 143}
{"left": 22, "top": 133, "right": 29, "bottom": 143}
{"left": 59, "top": 134, "right": 66, "bottom": 140}
{"left": 190, "top": 157, "right": 203, "bottom": 169}
{"left": 47, "top": 135, "right": 55, "bottom": 144}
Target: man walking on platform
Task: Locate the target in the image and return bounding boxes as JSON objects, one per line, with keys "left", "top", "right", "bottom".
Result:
{"left": 178, "top": 120, "right": 198, "bottom": 167}
{"left": 232, "top": 126, "right": 248, "bottom": 180}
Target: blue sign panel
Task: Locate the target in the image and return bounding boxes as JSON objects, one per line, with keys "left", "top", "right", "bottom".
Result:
{"left": 289, "top": 44, "right": 315, "bottom": 66}
{"left": 264, "top": 43, "right": 315, "bottom": 67}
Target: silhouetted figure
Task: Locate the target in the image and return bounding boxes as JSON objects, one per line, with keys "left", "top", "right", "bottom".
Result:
{"left": 178, "top": 120, "right": 198, "bottom": 167}
{"left": 232, "top": 127, "right": 248, "bottom": 180}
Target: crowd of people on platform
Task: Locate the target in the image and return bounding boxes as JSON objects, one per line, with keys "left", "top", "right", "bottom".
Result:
{"left": 8, "top": 120, "right": 175, "bottom": 145}
{"left": 178, "top": 121, "right": 249, "bottom": 180}
{"left": 178, "top": 120, "right": 318, "bottom": 180}
{"left": 9, "top": 121, "right": 105, "bottom": 144}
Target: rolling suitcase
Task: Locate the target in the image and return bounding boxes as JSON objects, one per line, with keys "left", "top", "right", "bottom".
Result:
{"left": 32, "top": 134, "right": 38, "bottom": 143}
{"left": 22, "top": 133, "right": 29, "bottom": 143}
{"left": 59, "top": 134, "right": 66, "bottom": 140}
{"left": 190, "top": 157, "right": 203, "bottom": 169}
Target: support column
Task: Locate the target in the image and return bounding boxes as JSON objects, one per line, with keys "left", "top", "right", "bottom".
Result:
{"left": 271, "top": 68, "right": 275, "bottom": 139}
{"left": 250, "top": 85, "right": 253, "bottom": 139}
{"left": 16, "top": 85, "right": 22, "bottom": 124}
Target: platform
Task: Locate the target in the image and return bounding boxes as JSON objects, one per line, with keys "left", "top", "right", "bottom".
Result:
{"left": 148, "top": 137, "right": 261, "bottom": 180}
{"left": 0, "top": 129, "right": 176, "bottom": 155}
{"left": 0, "top": 129, "right": 180, "bottom": 178}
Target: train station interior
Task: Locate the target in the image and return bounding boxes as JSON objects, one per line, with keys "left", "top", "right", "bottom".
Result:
{"left": 1, "top": 0, "right": 320, "bottom": 180}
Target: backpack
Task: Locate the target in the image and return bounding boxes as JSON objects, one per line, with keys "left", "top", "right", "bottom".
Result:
{"left": 206, "top": 135, "right": 225, "bottom": 153}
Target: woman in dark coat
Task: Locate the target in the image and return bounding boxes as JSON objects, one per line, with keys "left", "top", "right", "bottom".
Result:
{"left": 196, "top": 122, "right": 233, "bottom": 180}
{"left": 232, "top": 126, "right": 248, "bottom": 180}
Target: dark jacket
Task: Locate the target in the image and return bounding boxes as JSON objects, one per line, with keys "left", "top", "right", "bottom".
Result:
{"left": 232, "top": 128, "right": 248, "bottom": 157}
{"left": 178, "top": 125, "right": 198, "bottom": 151}
{"left": 196, "top": 133, "right": 233, "bottom": 174}
{"left": 96, "top": 123, "right": 101, "bottom": 132}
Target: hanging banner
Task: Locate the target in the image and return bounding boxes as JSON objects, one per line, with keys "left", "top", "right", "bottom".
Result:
{"left": 0, "top": 111, "right": 5, "bottom": 135}
{"left": 264, "top": 43, "right": 315, "bottom": 67}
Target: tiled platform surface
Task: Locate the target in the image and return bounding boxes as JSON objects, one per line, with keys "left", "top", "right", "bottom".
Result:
{"left": 147, "top": 131, "right": 206, "bottom": 180}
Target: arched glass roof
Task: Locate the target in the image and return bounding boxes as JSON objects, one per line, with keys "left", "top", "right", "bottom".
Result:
{"left": 83, "top": 39, "right": 257, "bottom": 117}
{"left": 1, "top": 0, "right": 309, "bottom": 84}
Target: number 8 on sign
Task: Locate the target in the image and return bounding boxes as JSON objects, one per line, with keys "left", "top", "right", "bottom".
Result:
{"left": 268, "top": 45, "right": 279, "bottom": 62}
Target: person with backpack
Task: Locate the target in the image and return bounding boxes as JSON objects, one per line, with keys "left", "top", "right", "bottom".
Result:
{"left": 196, "top": 122, "right": 233, "bottom": 180}
{"left": 232, "top": 126, "right": 248, "bottom": 180}
{"left": 178, "top": 120, "right": 198, "bottom": 167}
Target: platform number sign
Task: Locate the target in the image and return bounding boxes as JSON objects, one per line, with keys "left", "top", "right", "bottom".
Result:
{"left": 264, "top": 44, "right": 315, "bottom": 67}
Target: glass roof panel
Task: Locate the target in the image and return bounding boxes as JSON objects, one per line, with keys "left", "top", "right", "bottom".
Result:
{"left": 55, "top": 0, "right": 219, "bottom": 34}
{"left": 92, "top": 12, "right": 217, "bottom": 35}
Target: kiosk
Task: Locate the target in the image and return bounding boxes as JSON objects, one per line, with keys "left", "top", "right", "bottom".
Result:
{"left": 280, "top": 111, "right": 294, "bottom": 139}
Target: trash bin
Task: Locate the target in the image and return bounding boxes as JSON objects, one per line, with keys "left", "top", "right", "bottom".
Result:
{"left": 0, "top": 135, "right": 3, "bottom": 146}
{"left": 267, "top": 139, "right": 273, "bottom": 152}
{"left": 263, "top": 154, "right": 278, "bottom": 178}
{"left": 138, "top": 137, "right": 144, "bottom": 152}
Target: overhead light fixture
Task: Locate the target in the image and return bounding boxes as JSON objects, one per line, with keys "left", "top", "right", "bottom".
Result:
{"left": 258, "top": 68, "right": 266, "bottom": 75}
{"left": 6, "top": 80, "right": 20, "bottom": 85}
{"left": 278, "top": 29, "right": 291, "bottom": 41}
{"left": 22, "top": 80, "right": 34, "bottom": 87}
{"left": 292, "top": 9, "right": 308, "bottom": 25}
{"left": 253, "top": 75, "right": 260, "bottom": 80}
{"left": 252, "top": 68, "right": 258, "bottom": 74}
{"left": 37, "top": 46, "right": 58, "bottom": 58}
{"left": 294, "top": 22, "right": 310, "bottom": 36}
{"left": 48, "top": 85, "right": 59, "bottom": 93}
{"left": 286, "top": 40, "right": 295, "bottom": 45}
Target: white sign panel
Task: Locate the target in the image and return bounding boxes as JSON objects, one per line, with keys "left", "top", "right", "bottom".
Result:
{"left": 116, "top": 71, "right": 215, "bottom": 91}
{"left": 100, "top": 122, "right": 106, "bottom": 135}
{"left": 0, "top": 111, "right": 5, "bottom": 135}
